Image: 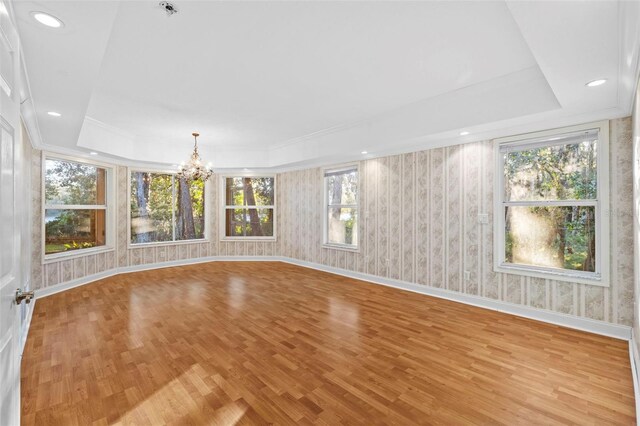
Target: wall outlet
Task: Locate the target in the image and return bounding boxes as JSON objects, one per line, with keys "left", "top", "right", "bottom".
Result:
{"left": 478, "top": 213, "right": 489, "bottom": 224}
{"left": 464, "top": 270, "right": 471, "bottom": 281}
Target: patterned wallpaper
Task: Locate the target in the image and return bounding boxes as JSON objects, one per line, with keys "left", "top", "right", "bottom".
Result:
{"left": 278, "top": 118, "right": 634, "bottom": 326}
{"left": 31, "top": 117, "right": 634, "bottom": 327}
{"left": 33, "top": 166, "right": 277, "bottom": 291}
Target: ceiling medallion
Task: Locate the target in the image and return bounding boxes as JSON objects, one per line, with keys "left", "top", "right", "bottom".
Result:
{"left": 176, "top": 132, "right": 213, "bottom": 182}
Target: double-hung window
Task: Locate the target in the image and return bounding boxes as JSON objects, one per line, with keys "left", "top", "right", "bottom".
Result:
{"left": 222, "top": 177, "right": 275, "bottom": 239}
{"left": 495, "top": 122, "right": 609, "bottom": 285}
{"left": 324, "top": 166, "right": 358, "bottom": 249}
{"left": 130, "top": 171, "right": 205, "bottom": 244}
{"left": 44, "top": 157, "right": 110, "bottom": 256}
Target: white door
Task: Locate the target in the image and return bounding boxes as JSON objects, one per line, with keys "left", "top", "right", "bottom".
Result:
{"left": 0, "top": 0, "right": 23, "bottom": 424}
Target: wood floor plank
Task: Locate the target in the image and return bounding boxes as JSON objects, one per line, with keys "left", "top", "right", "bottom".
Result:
{"left": 21, "top": 261, "right": 636, "bottom": 425}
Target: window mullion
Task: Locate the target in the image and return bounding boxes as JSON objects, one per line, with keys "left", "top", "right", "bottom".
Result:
{"left": 495, "top": 121, "right": 607, "bottom": 285}
{"left": 223, "top": 176, "right": 276, "bottom": 238}
{"left": 323, "top": 167, "right": 359, "bottom": 248}
{"left": 45, "top": 204, "right": 107, "bottom": 210}
{"left": 44, "top": 156, "right": 110, "bottom": 256}
{"left": 327, "top": 204, "right": 358, "bottom": 208}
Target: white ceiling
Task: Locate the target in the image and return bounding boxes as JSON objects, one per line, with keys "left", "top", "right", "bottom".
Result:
{"left": 10, "top": 0, "right": 640, "bottom": 170}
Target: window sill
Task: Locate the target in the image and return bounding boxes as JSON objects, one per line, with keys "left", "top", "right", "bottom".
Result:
{"left": 322, "top": 243, "right": 359, "bottom": 253}
{"left": 220, "top": 237, "right": 277, "bottom": 242}
{"left": 494, "top": 263, "right": 608, "bottom": 287}
{"left": 128, "top": 239, "right": 209, "bottom": 249}
{"left": 43, "top": 246, "right": 115, "bottom": 264}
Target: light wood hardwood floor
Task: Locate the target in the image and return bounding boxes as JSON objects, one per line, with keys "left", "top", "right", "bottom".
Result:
{"left": 21, "top": 261, "right": 636, "bottom": 425}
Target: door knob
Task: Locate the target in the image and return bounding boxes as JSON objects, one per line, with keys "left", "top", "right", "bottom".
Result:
{"left": 15, "top": 289, "right": 35, "bottom": 305}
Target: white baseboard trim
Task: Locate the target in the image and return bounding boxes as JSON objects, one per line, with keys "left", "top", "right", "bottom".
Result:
{"left": 34, "top": 255, "right": 632, "bottom": 341}
{"left": 36, "top": 269, "right": 120, "bottom": 298}
{"left": 630, "top": 335, "right": 640, "bottom": 424}
{"left": 280, "top": 257, "right": 633, "bottom": 341}
{"left": 35, "top": 256, "right": 277, "bottom": 298}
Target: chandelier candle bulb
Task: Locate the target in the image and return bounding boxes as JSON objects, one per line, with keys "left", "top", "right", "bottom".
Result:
{"left": 176, "top": 132, "right": 214, "bottom": 182}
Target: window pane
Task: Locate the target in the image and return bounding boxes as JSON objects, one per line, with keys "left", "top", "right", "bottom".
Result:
{"left": 175, "top": 177, "right": 205, "bottom": 241}
{"left": 505, "top": 205, "right": 596, "bottom": 272}
{"left": 327, "top": 171, "right": 357, "bottom": 205}
{"left": 225, "top": 208, "right": 245, "bottom": 237}
{"left": 45, "top": 159, "right": 106, "bottom": 205}
{"left": 327, "top": 207, "right": 357, "bottom": 245}
{"left": 130, "top": 172, "right": 173, "bottom": 243}
{"left": 504, "top": 139, "right": 597, "bottom": 201}
{"left": 225, "top": 177, "right": 244, "bottom": 206}
{"left": 225, "top": 208, "right": 274, "bottom": 237}
{"left": 45, "top": 209, "right": 105, "bottom": 254}
{"left": 247, "top": 208, "right": 273, "bottom": 237}
{"left": 225, "top": 177, "right": 274, "bottom": 206}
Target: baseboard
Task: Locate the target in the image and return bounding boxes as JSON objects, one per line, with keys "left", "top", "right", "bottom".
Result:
{"left": 630, "top": 335, "right": 640, "bottom": 423}
{"left": 34, "top": 255, "right": 632, "bottom": 341}
{"left": 36, "top": 269, "right": 120, "bottom": 298}
{"left": 117, "top": 255, "right": 276, "bottom": 274}
{"left": 35, "top": 256, "right": 277, "bottom": 298}
{"left": 280, "top": 258, "right": 633, "bottom": 341}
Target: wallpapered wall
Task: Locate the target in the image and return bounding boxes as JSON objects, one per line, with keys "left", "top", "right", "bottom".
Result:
{"left": 33, "top": 166, "right": 278, "bottom": 291}
{"left": 32, "top": 117, "right": 634, "bottom": 326}
{"left": 279, "top": 117, "right": 634, "bottom": 326}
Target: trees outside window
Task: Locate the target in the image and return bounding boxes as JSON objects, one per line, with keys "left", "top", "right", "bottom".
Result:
{"left": 130, "top": 172, "right": 205, "bottom": 244}
{"left": 324, "top": 167, "right": 358, "bottom": 248}
{"left": 44, "top": 158, "right": 108, "bottom": 255}
{"left": 496, "top": 124, "right": 608, "bottom": 283}
{"left": 223, "top": 177, "right": 275, "bottom": 238}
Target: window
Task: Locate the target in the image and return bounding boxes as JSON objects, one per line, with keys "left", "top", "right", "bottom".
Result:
{"left": 222, "top": 177, "right": 275, "bottom": 238}
{"left": 495, "top": 122, "right": 609, "bottom": 284}
{"left": 130, "top": 172, "right": 205, "bottom": 244}
{"left": 324, "top": 166, "right": 358, "bottom": 248}
{"left": 44, "top": 157, "right": 109, "bottom": 255}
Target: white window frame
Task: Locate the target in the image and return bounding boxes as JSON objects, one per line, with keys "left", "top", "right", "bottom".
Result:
{"left": 42, "top": 152, "right": 115, "bottom": 262}
{"left": 323, "top": 164, "right": 359, "bottom": 251}
{"left": 494, "top": 121, "right": 610, "bottom": 286}
{"left": 128, "top": 168, "right": 209, "bottom": 247}
{"left": 219, "top": 175, "right": 277, "bottom": 241}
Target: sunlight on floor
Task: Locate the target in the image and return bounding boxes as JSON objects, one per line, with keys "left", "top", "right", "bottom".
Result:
{"left": 116, "top": 365, "right": 248, "bottom": 425}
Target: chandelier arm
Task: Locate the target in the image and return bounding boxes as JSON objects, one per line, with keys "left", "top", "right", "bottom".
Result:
{"left": 177, "top": 132, "right": 212, "bottom": 182}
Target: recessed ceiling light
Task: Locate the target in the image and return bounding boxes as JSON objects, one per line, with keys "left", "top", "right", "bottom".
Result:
{"left": 47, "top": 111, "right": 61, "bottom": 117}
{"left": 361, "top": 151, "right": 368, "bottom": 154}
{"left": 459, "top": 131, "right": 470, "bottom": 136}
{"left": 89, "top": 152, "right": 98, "bottom": 156}
{"left": 586, "top": 79, "right": 607, "bottom": 87}
{"left": 32, "top": 12, "right": 63, "bottom": 28}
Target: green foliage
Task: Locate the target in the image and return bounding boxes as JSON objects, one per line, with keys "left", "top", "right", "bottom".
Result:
{"left": 131, "top": 173, "right": 205, "bottom": 243}
{"left": 225, "top": 178, "right": 275, "bottom": 237}
{"left": 45, "top": 209, "right": 97, "bottom": 254}
{"left": 64, "top": 241, "right": 95, "bottom": 250}
{"left": 504, "top": 138, "right": 597, "bottom": 271}
{"left": 327, "top": 171, "right": 358, "bottom": 245}
{"left": 45, "top": 159, "right": 102, "bottom": 205}
{"left": 505, "top": 140, "right": 596, "bottom": 201}
{"left": 44, "top": 159, "right": 106, "bottom": 254}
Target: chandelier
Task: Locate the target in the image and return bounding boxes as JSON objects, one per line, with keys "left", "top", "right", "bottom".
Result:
{"left": 176, "top": 132, "right": 213, "bottom": 181}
